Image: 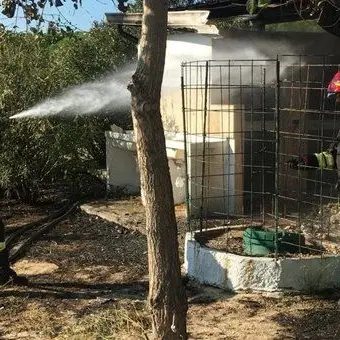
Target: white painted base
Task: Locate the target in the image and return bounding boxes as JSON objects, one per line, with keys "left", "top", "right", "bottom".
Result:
{"left": 105, "top": 130, "right": 186, "bottom": 204}
{"left": 105, "top": 130, "right": 238, "bottom": 212}
{"left": 184, "top": 229, "right": 340, "bottom": 292}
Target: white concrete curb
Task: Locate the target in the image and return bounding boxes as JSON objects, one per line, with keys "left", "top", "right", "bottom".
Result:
{"left": 184, "top": 228, "right": 340, "bottom": 292}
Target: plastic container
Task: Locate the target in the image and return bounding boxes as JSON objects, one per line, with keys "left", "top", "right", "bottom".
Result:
{"left": 243, "top": 227, "right": 305, "bottom": 256}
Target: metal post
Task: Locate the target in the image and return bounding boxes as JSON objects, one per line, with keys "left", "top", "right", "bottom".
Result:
{"left": 250, "top": 61, "right": 254, "bottom": 223}
{"left": 199, "top": 61, "right": 209, "bottom": 232}
{"left": 274, "top": 58, "right": 281, "bottom": 257}
{"left": 319, "top": 57, "right": 326, "bottom": 256}
{"left": 181, "top": 68, "right": 191, "bottom": 231}
{"left": 297, "top": 56, "right": 304, "bottom": 251}
{"left": 262, "top": 67, "right": 267, "bottom": 225}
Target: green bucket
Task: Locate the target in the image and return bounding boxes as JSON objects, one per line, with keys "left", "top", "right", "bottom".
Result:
{"left": 243, "top": 227, "right": 305, "bottom": 256}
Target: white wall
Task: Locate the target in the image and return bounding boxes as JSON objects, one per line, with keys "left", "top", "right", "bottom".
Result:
{"left": 161, "top": 33, "right": 214, "bottom": 132}
{"left": 106, "top": 131, "right": 140, "bottom": 194}
{"left": 185, "top": 229, "right": 340, "bottom": 292}
{"left": 105, "top": 131, "right": 187, "bottom": 205}
{"left": 163, "top": 33, "right": 213, "bottom": 90}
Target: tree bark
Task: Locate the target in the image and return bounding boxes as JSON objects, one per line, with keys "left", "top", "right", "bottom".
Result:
{"left": 128, "top": 0, "right": 188, "bottom": 339}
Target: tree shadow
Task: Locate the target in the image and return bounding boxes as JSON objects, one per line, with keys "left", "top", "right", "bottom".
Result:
{"left": 272, "top": 302, "right": 340, "bottom": 339}
{"left": 0, "top": 280, "right": 148, "bottom": 300}
{"left": 18, "top": 211, "right": 148, "bottom": 275}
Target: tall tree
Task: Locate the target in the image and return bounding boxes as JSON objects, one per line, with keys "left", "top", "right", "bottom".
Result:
{"left": 127, "top": 0, "right": 188, "bottom": 338}
{"left": 1, "top": 1, "right": 188, "bottom": 338}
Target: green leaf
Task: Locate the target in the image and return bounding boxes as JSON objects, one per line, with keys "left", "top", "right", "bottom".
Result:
{"left": 246, "top": 0, "right": 258, "bottom": 14}
{"left": 258, "top": 0, "right": 271, "bottom": 7}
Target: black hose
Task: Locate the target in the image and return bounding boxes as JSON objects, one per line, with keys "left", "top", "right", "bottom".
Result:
{"left": 5, "top": 203, "right": 71, "bottom": 248}
{"left": 9, "top": 202, "right": 79, "bottom": 264}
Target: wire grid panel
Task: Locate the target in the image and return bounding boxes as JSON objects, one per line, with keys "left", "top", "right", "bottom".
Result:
{"left": 181, "top": 59, "right": 279, "bottom": 231}
{"left": 182, "top": 57, "right": 340, "bottom": 255}
{"left": 279, "top": 56, "right": 340, "bottom": 250}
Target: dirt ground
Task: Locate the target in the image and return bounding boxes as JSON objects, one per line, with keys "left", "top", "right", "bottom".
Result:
{"left": 1, "top": 197, "right": 340, "bottom": 339}
{"left": 204, "top": 229, "right": 324, "bottom": 257}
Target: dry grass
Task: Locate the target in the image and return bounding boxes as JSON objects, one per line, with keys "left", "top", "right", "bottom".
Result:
{"left": 3, "top": 204, "right": 340, "bottom": 340}
{"left": 1, "top": 299, "right": 151, "bottom": 340}
{"left": 1, "top": 300, "right": 67, "bottom": 339}
{"left": 57, "top": 303, "right": 151, "bottom": 340}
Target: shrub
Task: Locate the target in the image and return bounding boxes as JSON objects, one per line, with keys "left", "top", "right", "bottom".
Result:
{"left": 0, "top": 26, "right": 136, "bottom": 202}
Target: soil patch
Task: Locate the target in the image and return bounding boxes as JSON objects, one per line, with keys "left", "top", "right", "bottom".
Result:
{"left": 1, "top": 199, "right": 340, "bottom": 339}
{"left": 13, "top": 260, "right": 59, "bottom": 276}
{"left": 202, "top": 228, "right": 338, "bottom": 258}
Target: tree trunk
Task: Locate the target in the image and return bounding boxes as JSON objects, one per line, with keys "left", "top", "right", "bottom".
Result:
{"left": 127, "top": 0, "right": 188, "bottom": 339}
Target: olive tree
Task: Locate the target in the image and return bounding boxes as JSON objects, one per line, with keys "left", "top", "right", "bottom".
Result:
{"left": 128, "top": 0, "right": 188, "bottom": 337}
{"left": 1, "top": 1, "right": 188, "bottom": 338}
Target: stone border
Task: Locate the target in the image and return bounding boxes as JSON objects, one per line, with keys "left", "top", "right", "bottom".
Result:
{"left": 184, "top": 227, "right": 340, "bottom": 292}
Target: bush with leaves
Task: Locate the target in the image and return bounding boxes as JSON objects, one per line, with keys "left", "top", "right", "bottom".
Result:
{"left": 0, "top": 26, "right": 136, "bottom": 202}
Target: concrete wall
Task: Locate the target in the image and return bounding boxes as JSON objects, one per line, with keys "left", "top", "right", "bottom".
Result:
{"left": 106, "top": 131, "right": 187, "bottom": 205}
{"left": 161, "top": 33, "right": 245, "bottom": 215}
{"left": 212, "top": 30, "right": 340, "bottom": 60}
{"left": 106, "top": 130, "right": 242, "bottom": 214}
{"left": 211, "top": 31, "right": 340, "bottom": 211}
{"left": 185, "top": 229, "right": 340, "bottom": 292}
{"left": 162, "top": 30, "right": 340, "bottom": 135}
{"left": 186, "top": 135, "right": 243, "bottom": 217}
{"left": 107, "top": 31, "right": 340, "bottom": 215}
{"left": 161, "top": 33, "right": 214, "bottom": 132}
{"left": 106, "top": 131, "right": 140, "bottom": 194}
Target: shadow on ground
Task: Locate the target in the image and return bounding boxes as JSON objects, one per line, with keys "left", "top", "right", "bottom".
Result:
{"left": 0, "top": 280, "right": 148, "bottom": 300}
{"left": 272, "top": 298, "right": 340, "bottom": 339}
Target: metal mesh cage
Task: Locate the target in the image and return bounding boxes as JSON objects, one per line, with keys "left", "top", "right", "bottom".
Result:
{"left": 181, "top": 56, "right": 340, "bottom": 256}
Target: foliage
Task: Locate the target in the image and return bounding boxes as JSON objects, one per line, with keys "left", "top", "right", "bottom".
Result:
{"left": 217, "top": 17, "right": 323, "bottom": 32}
{"left": 1, "top": 0, "right": 82, "bottom": 25}
{"left": 266, "top": 20, "right": 324, "bottom": 32}
{"left": 0, "top": 26, "right": 136, "bottom": 202}
{"left": 0, "top": 0, "right": 199, "bottom": 29}
{"left": 130, "top": 0, "right": 198, "bottom": 12}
